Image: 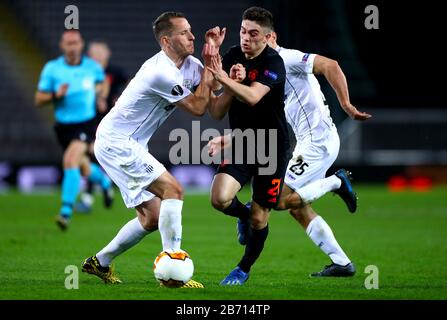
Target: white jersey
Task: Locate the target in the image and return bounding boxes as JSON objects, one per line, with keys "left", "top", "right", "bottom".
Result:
{"left": 275, "top": 46, "right": 334, "bottom": 144}
{"left": 97, "top": 50, "right": 203, "bottom": 146}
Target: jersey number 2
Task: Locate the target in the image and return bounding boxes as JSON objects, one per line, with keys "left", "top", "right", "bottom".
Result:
{"left": 267, "top": 179, "right": 282, "bottom": 203}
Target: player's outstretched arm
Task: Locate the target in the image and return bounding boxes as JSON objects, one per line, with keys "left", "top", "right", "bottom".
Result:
{"left": 313, "top": 55, "right": 372, "bottom": 121}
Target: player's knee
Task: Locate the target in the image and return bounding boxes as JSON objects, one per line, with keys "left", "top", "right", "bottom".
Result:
{"left": 249, "top": 206, "right": 270, "bottom": 228}
{"left": 178, "top": 183, "right": 185, "bottom": 198}
{"left": 210, "top": 198, "right": 227, "bottom": 212}
{"left": 63, "top": 156, "right": 79, "bottom": 169}
{"left": 210, "top": 193, "right": 230, "bottom": 212}
{"left": 275, "top": 197, "right": 287, "bottom": 211}
{"left": 280, "top": 192, "right": 305, "bottom": 211}
{"left": 172, "top": 182, "right": 184, "bottom": 198}
{"left": 250, "top": 215, "right": 268, "bottom": 229}
{"left": 63, "top": 141, "right": 88, "bottom": 168}
{"left": 289, "top": 208, "right": 306, "bottom": 225}
{"left": 141, "top": 217, "right": 158, "bottom": 231}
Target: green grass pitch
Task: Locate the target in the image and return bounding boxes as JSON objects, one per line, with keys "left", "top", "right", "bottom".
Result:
{"left": 0, "top": 185, "right": 446, "bottom": 300}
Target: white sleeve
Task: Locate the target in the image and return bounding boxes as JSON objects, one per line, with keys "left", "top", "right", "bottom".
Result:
{"left": 149, "top": 70, "right": 191, "bottom": 104}
{"left": 283, "top": 49, "right": 316, "bottom": 74}
{"left": 193, "top": 60, "right": 204, "bottom": 88}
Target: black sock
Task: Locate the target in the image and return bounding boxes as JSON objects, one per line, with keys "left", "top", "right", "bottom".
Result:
{"left": 238, "top": 224, "right": 269, "bottom": 273}
{"left": 222, "top": 197, "right": 250, "bottom": 220}
{"left": 86, "top": 180, "right": 94, "bottom": 195}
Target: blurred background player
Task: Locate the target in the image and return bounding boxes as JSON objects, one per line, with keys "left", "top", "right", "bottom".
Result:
{"left": 81, "top": 12, "right": 223, "bottom": 288}
{"left": 75, "top": 41, "right": 128, "bottom": 212}
{"left": 88, "top": 41, "right": 128, "bottom": 116}
{"left": 35, "top": 30, "right": 113, "bottom": 230}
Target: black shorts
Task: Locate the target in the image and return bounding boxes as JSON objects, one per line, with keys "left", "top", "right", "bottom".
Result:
{"left": 216, "top": 149, "right": 288, "bottom": 209}
{"left": 53, "top": 118, "right": 96, "bottom": 151}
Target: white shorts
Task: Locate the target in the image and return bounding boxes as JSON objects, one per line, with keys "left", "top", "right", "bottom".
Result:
{"left": 285, "top": 125, "right": 340, "bottom": 191}
{"left": 94, "top": 136, "right": 166, "bottom": 208}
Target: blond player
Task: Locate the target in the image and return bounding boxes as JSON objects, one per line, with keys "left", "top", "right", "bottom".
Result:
{"left": 81, "top": 12, "right": 224, "bottom": 288}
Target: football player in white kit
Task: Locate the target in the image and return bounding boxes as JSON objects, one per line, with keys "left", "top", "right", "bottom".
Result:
{"left": 265, "top": 31, "right": 371, "bottom": 277}
{"left": 208, "top": 31, "right": 371, "bottom": 277}
{"left": 81, "top": 12, "right": 225, "bottom": 288}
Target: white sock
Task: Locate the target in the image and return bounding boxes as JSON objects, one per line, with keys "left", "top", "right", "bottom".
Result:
{"left": 159, "top": 199, "right": 183, "bottom": 251}
{"left": 306, "top": 216, "right": 351, "bottom": 266}
{"left": 96, "top": 217, "right": 152, "bottom": 267}
{"left": 297, "top": 175, "right": 341, "bottom": 204}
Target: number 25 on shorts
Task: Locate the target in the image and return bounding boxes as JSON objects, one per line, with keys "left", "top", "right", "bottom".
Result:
{"left": 289, "top": 159, "right": 309, "bottom": 176}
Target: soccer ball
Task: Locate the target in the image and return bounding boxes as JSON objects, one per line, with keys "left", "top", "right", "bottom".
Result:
{"left": 153, "top": 250, "right": 194, "bottom": 287}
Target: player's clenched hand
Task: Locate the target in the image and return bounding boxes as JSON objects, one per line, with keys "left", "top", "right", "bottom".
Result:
{"left": 207, "top": 134, "right": 232, "bottom": 156}
{"left": 205, "top": 26, "right": 226, "bottom": 49}
{"left": 230, "top": 64, "right": 246, "bottom": 83}
{"left": 55, "top": 83, "right": 69, "bottom": 99}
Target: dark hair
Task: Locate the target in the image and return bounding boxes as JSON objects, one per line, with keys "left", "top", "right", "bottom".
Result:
{"left": 152, "top": 12, "right": 186, "bottom": 43}
{"left": 242, "top": 6, "right": 274, "bottom": 31}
